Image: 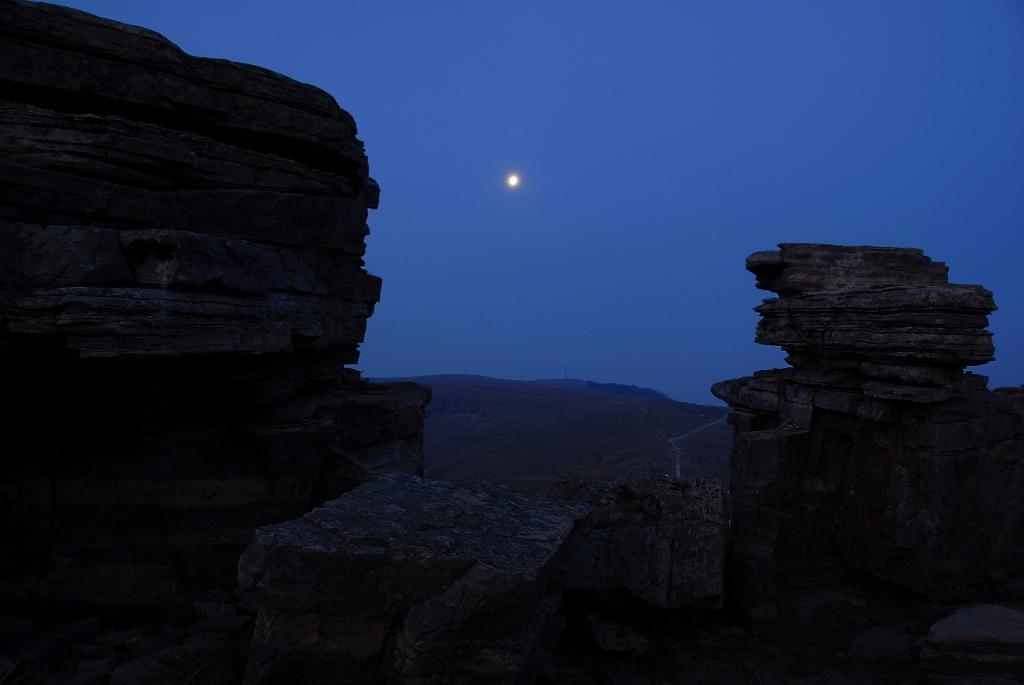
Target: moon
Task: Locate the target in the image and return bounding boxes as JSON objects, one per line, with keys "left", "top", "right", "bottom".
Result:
{"left": 506, "top": 173, "right": 520, "bottom": 189}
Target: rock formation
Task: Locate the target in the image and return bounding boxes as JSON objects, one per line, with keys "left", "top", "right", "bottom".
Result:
{"left": 238, "top": 474, "right": 589, "bottom": 685}
{"left": 0, "top": 0, "right": 428, "bottom": 613}
{"left": 713, "top": 243, "right": 1024, "bottom": 621}
{"left": 7, "top": 1, "right": 1021, "bottom": 682}
{"left": 0, "top": 4, "right": 733, "bottom": 682}
{"left": 557, "top": 478, "right": 726, "bottom": 610}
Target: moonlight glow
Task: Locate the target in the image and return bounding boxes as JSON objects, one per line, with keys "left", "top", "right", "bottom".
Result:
{"left": 506, "top": 173, "right": 520, "bottom": 189}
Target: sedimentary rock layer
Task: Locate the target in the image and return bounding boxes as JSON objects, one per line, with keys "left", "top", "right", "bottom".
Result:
{"left": 750, "top": 244, "right": 996, "bottom": 391}
{"left": 713, "top": 243, "right": 1024, "bottom": 621}
{"left": 0, "top": 0, "right": 381, "bottom": 362}
{"left": 0, "top": 0, "right": 427, "bottom": 611}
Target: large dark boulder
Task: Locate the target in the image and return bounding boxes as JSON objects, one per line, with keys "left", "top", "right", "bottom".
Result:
{"left": 238, "top": 473, "right": 589, "bottom": 685}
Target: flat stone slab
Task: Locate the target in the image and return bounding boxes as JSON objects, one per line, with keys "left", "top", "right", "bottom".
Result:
{"left": 239, "top": 473, "right": 589, "bottom": 684}
{"left": 921, "top": 604, "right": 1024, "bottom": 679}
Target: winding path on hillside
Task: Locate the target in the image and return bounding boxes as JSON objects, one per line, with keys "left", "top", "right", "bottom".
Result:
{"left": 607, "top": 413, "right": 729, "bottom": 487}
{"left": 668, "top": 414, "right": 728, "bottom": 448}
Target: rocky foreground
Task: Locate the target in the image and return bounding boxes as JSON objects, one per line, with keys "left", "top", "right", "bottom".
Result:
{"left": 1, "top": 3, "right": 1022, "bottom": 684}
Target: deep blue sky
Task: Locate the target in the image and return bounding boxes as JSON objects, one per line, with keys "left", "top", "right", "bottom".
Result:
{"left": 56, "top": 1, "right": 1024, "bottom": 402}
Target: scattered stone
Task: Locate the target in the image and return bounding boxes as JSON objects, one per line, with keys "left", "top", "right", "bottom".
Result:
{"left": 239, "top": 473, "right": 589, "bottom": 684}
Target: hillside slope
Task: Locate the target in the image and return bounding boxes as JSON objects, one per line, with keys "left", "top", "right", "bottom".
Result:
{"left": 379, "top": 375, "right": 732, "bottom": 494}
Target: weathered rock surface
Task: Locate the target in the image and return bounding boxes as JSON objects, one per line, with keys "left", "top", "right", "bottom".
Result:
{"left": 920, "top": 604, "right": 1024, "bottom": 682}
{"left": 0, "top": 0, "right": 378, "bottom": 361}
{"left": 557, "top": 478, "right": 726, "bottom": 610}
{"left": 238, "top": 473, "right": 589, "bottom": 685}
{"left": 713, "top": 244, "right": 1024, "bottom": 621}
{"left": 749, "top": 244, "right": 996, "bottom": 399}
{"left": 0, "top": 0, "right": 428, "bottom": 611}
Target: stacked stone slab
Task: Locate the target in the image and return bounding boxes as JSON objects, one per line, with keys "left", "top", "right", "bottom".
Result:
{"left": 0, "top": 0, "right": 428, "bottom": 612}
{"left": 747, "top": 243, "right": 996, "bottom": 404}
{"left": 713, "top": 244, "right": 1024, "bottom": 621}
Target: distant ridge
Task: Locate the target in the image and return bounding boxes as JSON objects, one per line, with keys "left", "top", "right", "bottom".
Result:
{"left": 377, "top": 374, "right": 673, "bottom": 400}
{"left": 531, "top": 379, "right": 670, "bottom": 400}
{"left": 376, "top": 375, "right": 732, "bottom": 494}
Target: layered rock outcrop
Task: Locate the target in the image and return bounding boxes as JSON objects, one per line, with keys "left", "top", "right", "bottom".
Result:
{"left": 0, "top": 0, "right": 428, "bottom": 612}
{"left": 713, "top": 244, "right": 1024, "bottom": 621}
{"left": 238, "top": 474, "right": 589, "bottom": 685}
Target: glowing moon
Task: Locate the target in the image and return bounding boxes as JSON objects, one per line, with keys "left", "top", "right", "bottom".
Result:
{"left": 506, "top": 173, "right": 520, "bottom": 189}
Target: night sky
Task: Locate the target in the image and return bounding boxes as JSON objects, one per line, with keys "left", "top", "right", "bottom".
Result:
{"left": 53, "top": 1, "right": 1024, "bottom": 402}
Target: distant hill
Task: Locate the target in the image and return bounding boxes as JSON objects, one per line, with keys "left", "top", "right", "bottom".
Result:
{"left": 376, "top": 375, "right": 733, "bottom": 494}
{"left": 530, "top": 378, "right": 670, "bottom": 399}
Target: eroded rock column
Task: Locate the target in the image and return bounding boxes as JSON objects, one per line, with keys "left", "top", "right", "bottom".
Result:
{"left": 713, "top": 243, "right": 1024, "bottom": 620}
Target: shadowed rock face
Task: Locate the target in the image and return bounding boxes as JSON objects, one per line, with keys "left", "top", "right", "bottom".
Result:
{"left": 0, "top": 0, "right": 428, "bottom": 612}
{"left": 556, "top": 478, "right": 726, "bottom": 611}
{"left": 713, "top": 244, "right": 1024, "bottom": 621}
{"left": 238, "top": 474, "right": 589, "bottom": 685}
